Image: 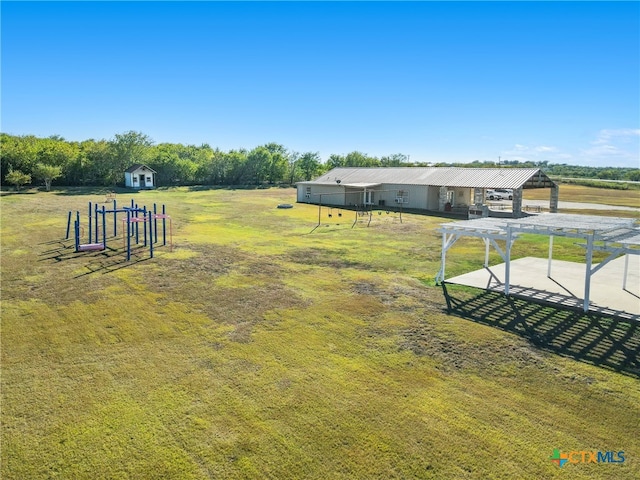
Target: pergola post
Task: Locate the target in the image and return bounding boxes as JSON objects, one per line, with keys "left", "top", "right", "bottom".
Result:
{"left": 623, "top": 254, "right": 629, "bottom": 290}
{"left": 547, "top": 235, "right": 554, "bottom": 277}
{"left": 484, "top": 238, "right": 490, "bottom": 267}
{"left": 583, "top": 234, "right": 594, "bottom": 312}
{"left": 505, "top": 225, "right": 513, "bottom": 296}
{"left": 440, "top": 231, "right": 447, "bottom": 282}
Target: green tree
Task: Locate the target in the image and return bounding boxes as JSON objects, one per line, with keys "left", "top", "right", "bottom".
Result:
{"left": 246, "top": 146, "right": 272, "bottom": 184}
{"left": 380, "top": 153, "right": 408, "bottom": 167}
{"left": 77, "top": 140, "right": 113, "bottom": 186}
{"left": 298, "top": 152, "right": 322, "bottom": 180}
{"left": 326, "top": 154, "right": 345, "bottom": 169}
{"left": 108, "top": 131, "right": 153, "bottom": 185}
{"left": 626, "top": 169, "right": 640, "bottom": 181}
{"left": 33, "top": 163, "right": 63, "bottom": 191}
{"left": 1, "top": 134, "right": 39, "bottom": 183}
{"left": 286, "top": 151, "right": 300, "bottom": 185}
{"left": 345, "top": 151, "right": 379, "bottom": 167}
{"left": 5, "top": 170, "right": 31, "bottom": 190}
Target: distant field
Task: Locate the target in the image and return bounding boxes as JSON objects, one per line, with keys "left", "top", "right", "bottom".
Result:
{"left": 523, "top": 183, "right": 640, "bottom": 208}
{"left": 2, "top": 187, "right": 639, "bottom": 479}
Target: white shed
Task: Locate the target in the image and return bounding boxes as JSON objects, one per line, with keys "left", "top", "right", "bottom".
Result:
{"left": 125, "top": 164, "right": 157, "bottom": 189}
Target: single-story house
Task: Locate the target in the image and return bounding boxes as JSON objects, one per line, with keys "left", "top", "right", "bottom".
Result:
{"left": 125, "top": 164, "right": 157, "bottom": 189}
{"left": 296, "top": 167, "right": 558, "bottom": 218}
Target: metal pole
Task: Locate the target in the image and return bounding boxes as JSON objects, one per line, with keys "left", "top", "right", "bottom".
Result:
{"left": 135, "top": 204, "right": 139, "bottom": 244}
{"left": 66, "top": 211, "right": 72, "bottom": 239}
{"left": 102, "top": 205, "right": 107, "bottom": 247}
{"left": 162, "top": 205, "right": 167, "bottom": 246}
{"left": 126, "top": 210, "right": 131, "bottom": 261}
{"left": 113, "top": 199, "right": 118, "bottom": 237}
{"left": 74, "top": 211, "right": 80, "bottom": 252}
{"left": 149, "top": 211, "right": 154, "bottom": 258}
{"left": 94, "top": 203, "right": 99, "bottom": 243}
{"left": 143, "top": 206, "right": 148, "bottom": 246}
{"left": 153, "top": 203, "right": 158, "bottom": 244}
{"left": 88, "top": 201, "right": 92, "bottom": 243}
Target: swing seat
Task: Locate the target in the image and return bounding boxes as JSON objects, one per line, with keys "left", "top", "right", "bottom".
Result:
{"left": 78, "top": 243, "right": 105, "bottom": 252}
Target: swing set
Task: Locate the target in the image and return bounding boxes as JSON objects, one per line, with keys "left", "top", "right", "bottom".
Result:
{"left": 310, "top": 190, "right": 403, "bottom": 232}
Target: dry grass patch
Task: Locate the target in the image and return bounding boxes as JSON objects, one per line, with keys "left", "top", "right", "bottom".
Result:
{"left": 3, "top": 187, "right": 640, "bottom": 480}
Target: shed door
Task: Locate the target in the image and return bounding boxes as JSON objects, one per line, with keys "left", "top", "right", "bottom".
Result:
{"left": 139, "top": 175, "right": 146, "bottom": 187}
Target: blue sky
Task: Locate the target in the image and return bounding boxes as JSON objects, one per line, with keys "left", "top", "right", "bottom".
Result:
{"left": 2, "top": 1, "right": 639, "bottom": 167}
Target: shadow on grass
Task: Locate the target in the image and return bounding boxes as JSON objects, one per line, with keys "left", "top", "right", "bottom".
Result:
{"left": 51, "top": 187, "right": 142, "bottom": 196}
{"left": 38, "top": 238, "right": 156, "bottom": 276}
{"left": 441, "top": 283, "right": 640, "bottom": 379}
{"left": 184, "top": 184, "right": 295, "bottom": 192}
{"left": 0, "top": 189, "right": 39, "bottom": 196}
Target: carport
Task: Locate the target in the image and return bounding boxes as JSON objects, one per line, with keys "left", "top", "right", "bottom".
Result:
{"left": 436, "top": 214, "right": 640, "bottom": 317}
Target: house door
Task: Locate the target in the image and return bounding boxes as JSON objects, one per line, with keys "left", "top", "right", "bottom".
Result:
{"left": 139, "top": 176, "right": 146, "bottom": 187}
{"left": 364, "top": 190, "right": 374, "bottom": 205}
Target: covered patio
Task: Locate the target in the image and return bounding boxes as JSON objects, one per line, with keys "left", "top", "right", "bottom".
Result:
{"left": 436, "top": 214, "right": 640, "bottom": 318}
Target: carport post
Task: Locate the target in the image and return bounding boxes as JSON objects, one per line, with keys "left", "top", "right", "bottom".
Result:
{"left": 583, "top": 234, "right": 594, "bottom": 312}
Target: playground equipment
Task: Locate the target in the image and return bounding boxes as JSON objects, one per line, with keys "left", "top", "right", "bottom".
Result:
{"left": 353, "top": 204, "right": 403, "bottom": 227}
{"left": 309, "top": 190, "right": 404, "bottom": 232}
{"left": 66, "top": 199, "right": 172, "bottom": 260}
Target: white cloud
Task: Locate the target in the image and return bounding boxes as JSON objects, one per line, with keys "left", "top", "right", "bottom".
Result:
{"left": 591, "top": 128, "right": 640, "bottom": 146}
{"left": 502, "top": 143, "right": 565, "bottom": 160}
{"left": 534, "top": 145, "right": 557, "bottom": 153}
{"left": 580, "top": 129, "right": 640, "bottom": 165}
{"left": 500, "top": 129, "right": 639, "bottom": 167}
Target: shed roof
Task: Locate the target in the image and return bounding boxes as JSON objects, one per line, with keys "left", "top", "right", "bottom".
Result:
{"left": 300, "top": 167, "right": 555, "bottom": 189}
{"left": 125, "top": 164, "right": 157, "bottom": 174}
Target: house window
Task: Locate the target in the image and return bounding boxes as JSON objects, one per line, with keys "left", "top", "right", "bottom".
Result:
{"left": 396, "top": 190, "right": 409, "bottom": 203}
{"left": 133, "top": 176, "right": 138, "bottom": 183}
{"left": 305, "top": 186, "right": 311, "bottom": 199}
{"left": 146, "top": 176, "right": 152, "bottom": 183}
{"left": 446, "top": 190, "right": 454, "bottom": 204}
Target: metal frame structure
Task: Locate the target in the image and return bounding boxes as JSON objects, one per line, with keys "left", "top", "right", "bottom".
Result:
{"left": 436, "top": 214, "right": 639, "bottom": 312}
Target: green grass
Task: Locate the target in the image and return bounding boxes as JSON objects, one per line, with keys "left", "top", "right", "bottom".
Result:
{"left": 2, "top": 187, "right": 639, "bottom": 479}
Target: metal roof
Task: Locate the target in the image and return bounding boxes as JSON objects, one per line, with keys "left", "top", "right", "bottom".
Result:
{"left": 300, "top": 167, "right": 555, "bottom": 189}
{"left": 125, "top": 164, "right": 157, "bottom": 173}
{"left": 342, "top": 182, "right": 382, "bottom": 188}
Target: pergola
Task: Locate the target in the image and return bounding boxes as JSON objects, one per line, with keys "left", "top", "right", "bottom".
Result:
{"left": 436, "top": 214, "right": 640, "bottom": 313}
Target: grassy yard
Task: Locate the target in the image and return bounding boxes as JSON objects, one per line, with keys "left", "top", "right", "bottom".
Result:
{"left": 1, "top": 187, "right": 639, "bottom": 479}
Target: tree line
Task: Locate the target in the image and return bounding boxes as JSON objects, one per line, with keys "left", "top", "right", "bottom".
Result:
{"left": 1, "top": 131, "right": 638, "bottom": 190}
